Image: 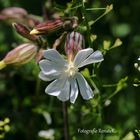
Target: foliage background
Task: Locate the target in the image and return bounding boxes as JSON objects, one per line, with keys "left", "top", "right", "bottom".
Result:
{"left": 0, "top": 0, "right": 139, "bottom": 140}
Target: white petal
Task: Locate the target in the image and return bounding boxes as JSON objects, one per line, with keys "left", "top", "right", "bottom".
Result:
{"left": 69, "top": 78, "right": 78, "bottom": 104}
{"left": 76, "top": 73, "right": 94, "bottom": 100}
{"left": 57, "top": 80, "right": 70, "bottom": 102}
{"left": 39, "top": 71, "right": 58, "bottom": 81}
{"left": 74, "top": 48, "right": 93, "bottom": 67}
{"left": 43, "top": 49, "right": 67, "bottom": 65}
{"left": 77, "top": 50, "right": 104, "bottom": 68}
{"left": 70, "top": 31, "right": 74, "bottom": 38}
{"left": 45, "top": 77, "right": 67, "bottom": 96}
{"left": 39, "top": 59, "right": 65, "bottom": 76}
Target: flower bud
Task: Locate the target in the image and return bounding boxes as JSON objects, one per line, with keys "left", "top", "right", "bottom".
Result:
{"left": 13, "top": 23, "right": 39, "bottom": 42}
{"left": 30, "top": 17, "right": 78, "bottom": 35}
{"left": 0, "top": 7, "right": 40, "bottom": 27}
{"left": 0, "top": 43, "right": 38, "bottom": 70}
{"left": 30, "top": 18, "right": 64, "bottom": 35}
{"left": 105, "top": 4, "right": 113, "bottom": 14}
{"left": 65, "top": 32, "right": 85, "bottom": 61}
{"left": 0, "top": 7, "right": 27, "bottom": 21}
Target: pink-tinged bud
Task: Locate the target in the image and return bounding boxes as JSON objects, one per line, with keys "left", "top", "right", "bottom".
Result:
{"left": 13, "top": 23, "right": 39, "bottom": 42}
{"left": 65, "top": 32, "right": 85, "bottom": 61}
{"left": 0, "top": 7, "right": 27, "bottom": 20}
{"left": 0, "top": 43, "right": 38, "bottom": 69}
{"left": 0, "top": 7, "right": 40, "bottom": 27}
{"left": 30, "top": 18, "right": 64, "bottom": 35}
{"left": 1, "top": 7, "right": 27, "bottom": 16}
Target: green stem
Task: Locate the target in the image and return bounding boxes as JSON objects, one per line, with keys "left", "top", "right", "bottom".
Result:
{"left": 89, "top": 12, "right": 107, "bottom": 27}
{"left": 89, "top": 5, "right": 113, "bottom": 27}
{"left": 88, "top": 77, "right": 103, "bottom": 139}
{"left": 62, "top": 102, "right": 69, "bottom": 140}
{"left": 81, "top": 0, "right": 92, "bottom": 48}
{"left": 48, "top": 96, "right": 54, "bottom": 112}
{"left": 69, "top": 4, "right": 82, "bottom": 10}
{"left": 35, "top": 68, "right": 41, "bottom": 96}
{"left": 97, "top": 95, "right": 103, "bottom": 140}
{"left": 89, "top": 78, "right": 100, "bottom": 94}
{"left": 69, "top": 5, "right": 106, "bottom": 11}
{"left": 86, "top": 7, "right": 106, "bottom": 11}
{"left": 107, "top": 90, "right": 119, "bottom": 100}
{"left": 90, "top": 79, "right": 103, "bottom": 140}
{"left": 102, "top": 84, "right": 117, "bottom": 88}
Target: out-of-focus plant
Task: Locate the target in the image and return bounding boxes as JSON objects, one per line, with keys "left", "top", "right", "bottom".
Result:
{"left": 0, "top": 118, "right": 10, "bottom": 139}
{"left": 133, "top": 56, "right": 140, "bottom": 87}
{"left": 135, "top": 129, "right": 140, "bottom": 138}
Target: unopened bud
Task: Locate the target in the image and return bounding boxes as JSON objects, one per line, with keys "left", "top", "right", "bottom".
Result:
{"left": 105, "top": 4, "right": 113, "bottom": 14}
{"left": 90, "top": 34, "right": 97, "bottom": 42}
{"left": 0, "top": 43, "right": 38, "bottom": 70}
{"left": 104, "top": 100, "right": 111, "bottom": 106}
{"left": 13, "top": 23, "right": 39, "bottom": 42}
{"left": 113, "top": 38, "right": 122, "bottom": 48}
{"left": 4, "top": 118, "right": 10, "bottom": 124}
{"left": 0, "top": 7, "right": 40, "bottom": 27}
{"left": 103, "top": 40, "right": 111, "bottom": 50}
{"left": 30, "top": 18, "right": 63, "bottom": 35}
{"left": 0, "top": 7, "right": 27, "bottom": 21}
{"left": 1, "top": 7, "right": 27, "bottom": 17}
{"left": 30, "top": 17, "right": 78, "bottom": 35}
{"left": 134, "top": 63, "right": 138, "bottom": 69}
{"left": 65, "top": 32, "right": 84, "bottom": 61}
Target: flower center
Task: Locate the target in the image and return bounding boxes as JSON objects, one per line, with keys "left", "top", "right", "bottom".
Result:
{"left": 65, "top": 61, "right": 78, "bottom": 77}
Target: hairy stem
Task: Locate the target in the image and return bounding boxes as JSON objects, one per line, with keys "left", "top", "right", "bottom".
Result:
{"left": 62, "top": 102, "right": 70, "bottom": 140}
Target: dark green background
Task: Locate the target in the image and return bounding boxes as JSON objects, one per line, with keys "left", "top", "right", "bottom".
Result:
{"left": 0, "top": 0, "right": 139, "bottom": 140}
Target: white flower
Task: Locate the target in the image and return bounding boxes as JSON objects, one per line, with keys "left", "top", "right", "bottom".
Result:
{"left": 39, "top": 48, "right": 103, "bottom": 103}
{"left": 138, "top": 56, "right": 140, "bottom": 61}
{"left": 38, "top": 129, "right": 55, "bottom": 140}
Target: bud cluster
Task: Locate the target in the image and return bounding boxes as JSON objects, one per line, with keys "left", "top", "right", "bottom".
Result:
{"left": 0, "top": 5, "right": 80, "bottom": 70}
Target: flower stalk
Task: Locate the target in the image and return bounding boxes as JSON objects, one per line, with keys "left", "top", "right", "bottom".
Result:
{"left": 0, "top": 61, "right": 6, "bottom": 70}
{"left": 62, "top": 102, "right": 70, "bottom": 140}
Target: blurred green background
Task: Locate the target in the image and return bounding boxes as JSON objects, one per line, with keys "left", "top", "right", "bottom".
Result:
{"left": 0, "top": 0, "right": 139, "bottom": 140}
